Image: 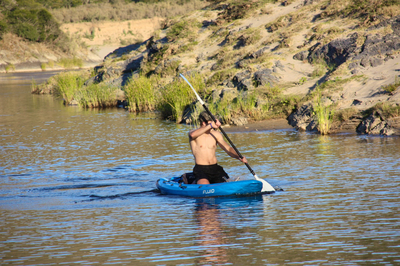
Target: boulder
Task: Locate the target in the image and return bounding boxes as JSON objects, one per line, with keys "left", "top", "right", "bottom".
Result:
{"left": 232, "top": 70, "right": 252, "bottom": 91}
{"left": 309, "top": 33, "right": 359, "bottom": 66}
{"left": 287, "top": 103, "right": 314, "bottom": 131}
{"left": 250, "top": 47, "right": 269, "bottom": 59}
{"left": 116, "top": 53, "right": 145, "bottom": 73}
{"left": 356, "top": 111, "right": 395, "bottom": 135}
{"left": 293, "top": 50, "right": 309, "bottom": 61}
{"left": 253, "top": 68, "right": 278, "bottom": 87}
{"left": 220, "top": 88, "right": 238, "bottom": 101}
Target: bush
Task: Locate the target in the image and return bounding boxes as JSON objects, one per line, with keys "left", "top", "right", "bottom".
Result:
{"left": 75, "top": 83, "right": 118, "bottom": 108}
{"left": 3, "top": 3, "right": 63, "bottom": 43}
{"left": 53, "top": 71, "right": 87, "bottom": 104}
{"left": 0, "top": 20, "right": 9, "bottom": 38}
{"left": 15, "top": 23, "right": 39, "bottom": 41}
{"left": 382, "top": 76, "right": 400, "bottom": 95}
{"left": 125, "top": 75, "right": 160, "bottom": 112}
{"left": 166, "top": 19, "right": 201, "bottom": 42}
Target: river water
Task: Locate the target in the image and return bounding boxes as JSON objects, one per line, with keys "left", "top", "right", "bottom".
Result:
{"left": 0, "top": 71, "right": 399, "bottom": 265}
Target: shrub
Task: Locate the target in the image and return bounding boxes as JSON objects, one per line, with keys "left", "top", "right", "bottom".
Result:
{"left": 382, "top": 76, "right": 400, "bottom": 95}
{"left": 367, "top": 102, "right": 400, "bottom": 118}
{"left": 0, "top": 20, "right": 9, "bottom": 38}
{"left": 15, "top": 22, "right": 39, "bottom": 41}
{"left": 125, "top": 75, "right": 160, "bottom": 112}
{"left": 206, "top": 69, "right": 236, "bottom": 86}
{"left": 5, "top": 63, "right": 15, "bottom": 73}
{"left": 6, "top": 6, "right": 63, "bottom": 43}
{"left": 53, "top": 71, "right": 87, "bottom": 104}
{"left": 75, "top": 83, "right": 118, "bottom": 108}
{"left": 166, "top": 18, "right": 201, "bottom": 42}
{"left": 334, "top": 107, "right": 359, "bottom": 122}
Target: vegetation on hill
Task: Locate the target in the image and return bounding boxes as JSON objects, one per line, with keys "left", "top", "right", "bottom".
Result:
{"left": 0, "top": 0, "right": 64, "bottom": 43}
{"left": 49, "top": 0, "right": 207, "bottom": 23}
{"left": 0, "top": 0, "right": 206, "bottom": 52}
{"left": 32, "top": 0, "right": 400, "bottom": 135}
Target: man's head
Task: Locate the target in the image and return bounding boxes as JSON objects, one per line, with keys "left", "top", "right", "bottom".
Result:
{"left": 199, "top": 111, "right": 212, "bottom": 125}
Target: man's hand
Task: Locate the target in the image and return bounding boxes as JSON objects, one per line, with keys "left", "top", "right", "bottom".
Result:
{"left": 239, "top": 156, "right": 248, "bottom": 164}
{"left": 210, "top": 119, "right": 221, "bottom": 129}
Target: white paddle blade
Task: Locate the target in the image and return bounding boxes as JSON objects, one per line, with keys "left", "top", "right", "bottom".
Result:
{"left": 179, "top": 73, "right": 205, "bottom": 105}
{"left": 254, "top": 175, "right": 275, "bottom": 192}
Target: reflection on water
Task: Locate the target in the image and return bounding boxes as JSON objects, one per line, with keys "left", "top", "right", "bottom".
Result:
{"left": 195, "top": 202, "right": 228, "bottom": 264}
{"left": 1, "top": 72, "right": 400, "bottom": 265}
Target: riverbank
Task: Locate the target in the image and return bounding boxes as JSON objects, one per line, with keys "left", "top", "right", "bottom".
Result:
{"left": 223, "top": 117, "right": 400, "bottom": 136}
{"left": 223, "top": 119, "right": 293, "bottom": 133}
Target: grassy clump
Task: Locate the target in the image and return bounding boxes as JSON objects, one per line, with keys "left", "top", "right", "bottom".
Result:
{"left": 334, "top": 107, "right": 359, "bottom": 122}
{"left": 207, "top": 69, "right": 236, "bottom": 86}
{"left": 53, "top": 71, "right": 87, "bottom": 104}
{"left": 31, "top": 74, "right": 59, "bottom": 94}
{"left": 236, "top": 91, "right": 269, "bottom": 121}
{"left": 320, "top": 0, "right": 400, "bottom": 24}
{"left": 310, "top": 57, "right": 334, "bottom": 78}
{"left": 365, "top": 102, "right": 400, "bottom": 118}
{"left": 382, "top": 77, "right": 400, "bottom": 95}
{"left": 5, "top": 63, "right": 15, "bottom": 73}
{"left": 57, "top": 57, "right": 83, "bottom": 69}
{"left": 268, "top": 94, "right": 302, "bottom": 119}
{"left": 125, "top": 75, "right": 160, "bottom": 112}
{"left": 75, "top": 83, "right": 118, "bottom": 108}
{"left": 166, "top": 18, "right": 201, "bottom": 42}
{"left": 51, "top": 0, "right": 207, "bottom": 24}
{"left": 313, "top": 89, "right": 334, "bottom": 135}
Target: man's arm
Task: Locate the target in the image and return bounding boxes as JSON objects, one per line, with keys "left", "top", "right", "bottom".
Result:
{"left": 213, "top": 131, "right": 248, "bottom": 164}
{"left": 189, "top": 120, "right": 221, "bottom": 140}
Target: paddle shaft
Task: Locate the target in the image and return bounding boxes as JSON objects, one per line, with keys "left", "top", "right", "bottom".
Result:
{"left": 201, "top": 104, "right": 257, "bottom": 176}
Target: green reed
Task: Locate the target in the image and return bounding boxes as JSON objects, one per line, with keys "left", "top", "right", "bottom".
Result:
{"left": 75, "top": 83, "right": 118, "bottom": 108}
{"left": 314, "top": 89, "right": 334, "bottom": 135}
{"left": 125, "top": 75, "right": 160, "bottom": 112}
{"left": 53, "top": 71, "right": 86, "bottom": 104}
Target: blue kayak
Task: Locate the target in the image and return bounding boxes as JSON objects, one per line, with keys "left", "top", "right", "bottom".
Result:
{"left": 156, "top": 175, "right": 275, "bottom": 197}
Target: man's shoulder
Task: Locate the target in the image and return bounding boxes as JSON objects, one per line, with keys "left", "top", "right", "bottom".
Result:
{"left": 210, "top": 129, "right": 223, "bottom": 139}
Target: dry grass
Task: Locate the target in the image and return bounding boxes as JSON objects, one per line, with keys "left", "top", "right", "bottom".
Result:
{"left": 51, "top": 0, "right": 207, "bottom": 23}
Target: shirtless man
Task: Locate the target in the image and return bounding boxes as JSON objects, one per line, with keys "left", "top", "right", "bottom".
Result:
{"left": 188, "top": 111, "right": 248, "bottom": 184}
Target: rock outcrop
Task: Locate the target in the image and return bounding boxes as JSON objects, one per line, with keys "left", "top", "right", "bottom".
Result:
{"left": 294, "top": 15, "right": 400, "bottom": 75}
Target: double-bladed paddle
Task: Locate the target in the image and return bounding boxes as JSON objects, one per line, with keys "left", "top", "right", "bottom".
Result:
{"left": 179, "top": 73, "right": 275, "bottom": 193}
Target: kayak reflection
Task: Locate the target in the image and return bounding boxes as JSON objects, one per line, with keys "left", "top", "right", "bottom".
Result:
{"left": 194, "top": 195, "right": 264, "bottom": 264}
{"left": 194, "top": 201, "right": 228, "bottom": 265}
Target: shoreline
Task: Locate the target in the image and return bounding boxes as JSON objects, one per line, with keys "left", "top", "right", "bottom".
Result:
{"left": 2, "top": 69, "right": 399, "bottom": 136}
{"left": 223, "top": 119, "right": 294, "bottom": 133}
{"left": 0, "top": 60, "right": 102, "bottom": 74}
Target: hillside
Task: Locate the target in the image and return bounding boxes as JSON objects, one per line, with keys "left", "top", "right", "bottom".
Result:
{"left": 34, "top": 0, "right": 400, "bottom": 135}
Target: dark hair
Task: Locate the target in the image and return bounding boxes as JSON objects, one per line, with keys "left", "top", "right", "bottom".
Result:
{"left": 199, "top": 111, "right": 212, "bottom": 123}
